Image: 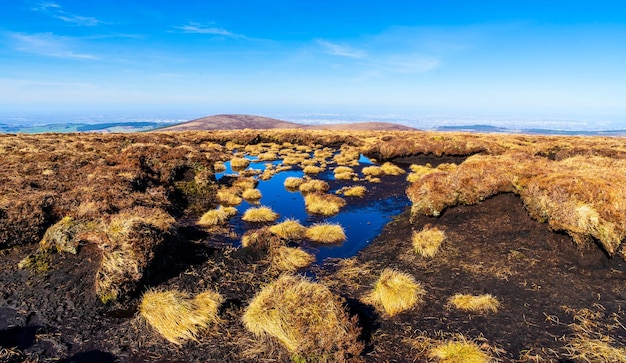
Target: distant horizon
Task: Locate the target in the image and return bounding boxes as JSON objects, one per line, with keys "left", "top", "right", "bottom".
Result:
{"left": 2, "top": 108, "right": 626, "bottom": 133}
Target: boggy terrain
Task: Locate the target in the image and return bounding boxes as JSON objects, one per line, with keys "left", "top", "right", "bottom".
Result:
{"left": 1, "top": 129, "right": 626, "bottom": 362}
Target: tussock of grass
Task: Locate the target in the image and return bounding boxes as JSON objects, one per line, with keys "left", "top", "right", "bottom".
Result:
{"left": 242, "top": 206, "right": 279, "bottom": 223}
{"left": 304, "top": 193, "right": 346, "bottom": 216}
{"left": 362, "top": 165, "right": 383, "bottom": 176}
{"left": 140, "top": 289, "right": 223, "bottom": 345}
{"left": 448, "top": 294, "right": 500, "bottom": 313}
{"left": 299, "top": 179, "right": 330, "bottom": 194}
{"left": 429, "top": 338, "right": 492, "bottom": 363}
{"left": 233, "top": 177, "right": 258, "bottom": 191}
{"left": 333, "top": 166, "right": 354, "bottom": 174}
{"left": 214, "top": 161, "right": 226, "bottom": 172}
{"left": 284, "top": 176, "right": 304, "bottom": 190}
{"left": 365, "top": 176, "right": 381, "bottom": 183}
{"left": 341, "top": 185, "right": 367, "bottom": 197}
{"left": 302, "top": 165, "right": 324, "bottom": 174}
{"left": 334, "top": 171, "right": 355, "bottom": 180}
{"left": 412, "top": 225, "right": 446, "bottom": 258}
{"left": 258, "top": 152, "right": 278, "bottom": 161}
{"left": 241, "top": 228, "right": 283, "bottom": 250}
{"left": 217, "top": 189, "right": 243, "bottom": 206}
{"left": 566, "top": 335, "right": 626, "bottom": 362}
{"left": 269, "top": 246, "right": 315, "bottom": 272}
{"left": 366, "top": 268, "right": 424, "bottom": 317}
{"left": 269, "top": 219, "right": 307, "bottom": 240}
{"left": 306, "top": 223, "right": 346, "bottom": 244}
{"left": 242, "top": 188, "right": 262, "bottom": 201}
{"left": 230, "top": 157, "right": 251, "bottom": 171}
{"left": 381, "top": 162, "right": 405, "bottom": 175}
{"left": 198, "top": 206, "right": 236, "bottom": 226}
{"left": 242, "top": 274, "right": 363, "bottom": 360}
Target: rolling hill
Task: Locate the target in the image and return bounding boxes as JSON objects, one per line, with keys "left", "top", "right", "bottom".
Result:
{"left": 156, "top": 114, "right": 415, "bottom": 131}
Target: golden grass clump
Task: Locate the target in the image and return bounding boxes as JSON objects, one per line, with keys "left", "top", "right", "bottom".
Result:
{"left": 217, "top": 189, "right": 243, "bottom": 206}
{"left": 233, "top": 177, "right": 258, "bottom": 191}
{"left": 230, "top": 156, "right": 251, "bottom": 171}
{"left": 241, "top": 228, "right": 283, "bottom": 250}
{"left": 39, "top": 216, "right": 83, "bottom": 254}
{"left": 429, "top": 338, "right": 492, "bottom": 363}
{"left": 334, "top": 172, "right": 355, "bottom": 180}
{"left": 342, "top": 185, "right": 367, "bottom": 197}
{"left": 302, "top": 165, "right": 324, "bottom": 174}
{"left": 334, "top": 166, "right": 354, "bottom": 174}
{"left": 269, "top": 246, "right": 315, "bottom": 272}
{"left": 304, "top": 193, "right": 346, "bottom": 216}
{"left": 362, "top": 165, "right": 383, "bottom": 176}
{"left": 242, "top": 274, "right": 363, "bottom": 361}
{"left": 140, "top": 289, "right": 223, "bottom": 345}
{"left": 299, "top": 179, "right": 330, "bottom": 193}
{"left": 269, "top": 219, "right": 307, "bottom": 240}
{"left": 198, "top": 206, "right": 236, "bottom": 226}
{"left": 242, "top": 206, "right": 279, "bottom": 223}
{"left": 412, "top": 225, "right": 446, "bottom": 258}
{"left": 214, "top": 161, "right": 226, "bottom": 172}
{"left": 242, "top": 188, "right": 262, "bottom": 201}
{"left": 366, "top": 268, "right": 424, "bottom": 317}
{"left": 381, "top": 162, "right": 405, "bottom": 175}
{"left": 305, "top": 222, "right": 347, "bottom": 244}
{"left": 257, "top": 151, "right": 278, "bottom": 161}
{"left": 448, "top": 294, "right": 500, "bottom": 314}
{"left": 284, "top": 176, "right": 304, "bottom": 190}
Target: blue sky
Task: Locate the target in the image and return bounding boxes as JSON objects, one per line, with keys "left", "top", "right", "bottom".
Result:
{"left": 1, "top": 1, "right": 626, "bottom": 125}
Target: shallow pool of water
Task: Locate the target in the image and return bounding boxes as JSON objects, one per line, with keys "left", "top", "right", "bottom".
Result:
{"left": 216, "top": 156, "right": 410, "bottom": 262}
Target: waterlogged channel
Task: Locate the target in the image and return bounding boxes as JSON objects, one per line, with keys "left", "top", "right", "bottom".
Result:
{"left": 215, "top": 154, "right": 411, "bottom": 262}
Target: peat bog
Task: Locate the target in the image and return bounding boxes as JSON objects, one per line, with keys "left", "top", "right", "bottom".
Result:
{"left": 1, "top": 129, "right": 626, "bottom": 362}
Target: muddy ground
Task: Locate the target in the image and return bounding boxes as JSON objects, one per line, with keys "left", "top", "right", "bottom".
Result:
{"left": 1, "top": 154, "right": 625, "bottom": 362}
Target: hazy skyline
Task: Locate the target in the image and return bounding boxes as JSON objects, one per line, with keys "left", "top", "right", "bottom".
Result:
{"left": 1, "top": 1, "right": 626, "bottom": 127}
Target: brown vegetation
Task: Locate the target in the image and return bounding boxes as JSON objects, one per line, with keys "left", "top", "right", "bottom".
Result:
{"left": 242, "top": 274, "right": 363, "bottom": 361}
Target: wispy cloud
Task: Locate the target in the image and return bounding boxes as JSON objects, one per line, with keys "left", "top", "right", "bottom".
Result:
{"left": 378, "top": 53, "right": 440, "bottom": 73}
{"left": 32, "top": 1, "right": 101, "bottom": 26}
{"left": 8, "top": 32, "right": 97, "bottom": 60}
{"left": 316, "top": 40, "right": 367, "bottom": 59}
{"left": 174, "top": 22, "right": 244, "bottom": 38}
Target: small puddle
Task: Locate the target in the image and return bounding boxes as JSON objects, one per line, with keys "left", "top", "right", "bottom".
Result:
{"left": 216, "top": 155, "right": 410, "bottom": 262}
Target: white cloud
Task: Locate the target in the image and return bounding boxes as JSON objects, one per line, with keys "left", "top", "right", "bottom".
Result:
{"left": 174, "top": 22, "right": 244, "bottom": 38}
{"left": 9, "top": 32, "right": 97, "bottom": 60}
{"left": 316, "top": 40, "right": 367, "bottom": 59}
{"left": 32, "top": 1, "right": 101, "bottom": 26}
{"left": 379, "top": 53, "right": 440, "bottom": 73}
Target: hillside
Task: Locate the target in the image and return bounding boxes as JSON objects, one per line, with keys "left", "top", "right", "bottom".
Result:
{"left": 156, "top": 114, "right": 415, "bottom": 131}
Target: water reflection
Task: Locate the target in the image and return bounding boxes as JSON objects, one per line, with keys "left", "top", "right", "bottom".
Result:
{"left": 215, "top": 155, "right": 410, "bottom": 262}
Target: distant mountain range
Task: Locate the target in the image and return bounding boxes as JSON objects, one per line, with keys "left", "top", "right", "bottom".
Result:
{"left": 2, "top": 115, "right": 626, "bottom": 136}
{"left": 155, "top": 114, "right": 416, "bottom": 131}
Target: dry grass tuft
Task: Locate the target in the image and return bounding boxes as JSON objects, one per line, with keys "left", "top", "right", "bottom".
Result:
{"left": 217, "top": 189, "right": 243, "bottom": 206}
{"left": 242, "top": 274, "right": 363, "bottom": 361}
{"left": 242, "top": 206, "right": 279, "bottom": 223}
{"left": 448, "top": 294, "right": 500, "bottom": 314}
{"left": 269, "top": 246, "right": 315, "bottom": 272}
{"left": 284, "top": 177, "right": 304, "bottom": 190}
{"left": 230, "top": 157, "right": 251, "bottom": 171}
{"left": 269, "top": 219, "right": 307, "bottom": 240}
{"left": 362, "top": 165, "right": 383, "bottom": 176}
{"left": 241, "top": 228, "right": 283, "bottom": 250}
{"left": 304, "top": 193, "right": 346, "bottom": 216}
{"left": 566, "top": 335, "right": 626, "bottom": 362}
{"left": 39, "top": 216, "right": 83, "bottom": 254}
{"left": 299, "top": 179, "right": 330, "bottom": 194}
{"left": 381, "top": 162, "right": 405, "bottom": 175}
{"left": 412, "top": 225, "right": 446, "bottom": 258}
{"left": 140, "top": 289, "right": 223, "bottom": 345}
{"left": 242, "top": 188, "right": 262, "bottom": 201}
{"left": 341, "top": 185, "right": 367, "bottom": 197}
{"left": 365, "top": 268, "right": 424, "bottom": 317}
{"left": 198, "top": 206, "right": 236, "bottom": 226}
{"left": 429, "top": 338, "right": 492, "bottom": 363}
{"left": 303, "top": 165, "right": 324, "bottom": 174}
{"left": 306, "top": 223, "right": 347, "bottom": 244}
{"left": 214, "top": 161, "right": 226, "bottom": 172}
